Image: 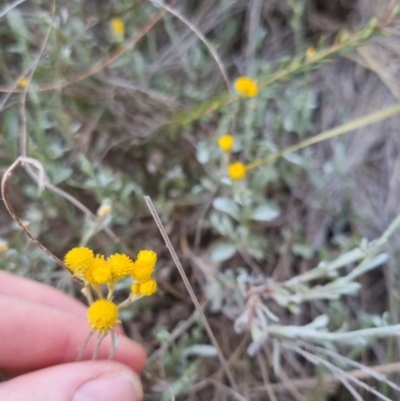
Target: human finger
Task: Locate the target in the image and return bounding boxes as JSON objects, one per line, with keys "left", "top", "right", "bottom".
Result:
{"left": 0, "top": 360, "right": 143, "bottom": 401}
{"left": 0, "top": 295, "right": 146, "bottom": 376}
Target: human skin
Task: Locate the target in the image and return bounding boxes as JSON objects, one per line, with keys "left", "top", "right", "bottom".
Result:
{"left": 0, "top": 271, "right": 146, "bottom": 401}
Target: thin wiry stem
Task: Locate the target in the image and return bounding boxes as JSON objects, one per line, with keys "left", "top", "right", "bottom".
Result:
{"left": 143, "top": 195, "right": 239, "bottom": 393}
{"left": 285, "top": 343, "right": 393, "bottom": 401}
{"left": 77, "top": 330, "right": 95, "bottom": 361}
{"left": 93, "top": 333, "right": 107, "bottom": 360}
{"left": 246, "top": 102, "right": 400, "bottom": 171}
{"left": 0, "top": 0, "right": 27, "bottom": 19}
{"left": 305, "top": 343, "right": 400, "bottom": 393}
{"left": 1, "top": 157, "right": 71, "bottom": 273}
{"left": 147, "top": 0, "right": 231, "bottom": 96}
{"left": 109, "top": 331, "right": 118, "bottom": 360}
{"left": 19, "top": 0, "right": 56, "bottom": 157}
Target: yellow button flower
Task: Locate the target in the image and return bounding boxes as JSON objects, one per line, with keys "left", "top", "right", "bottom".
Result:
{"left": 64, "top": 247, "right": 94, "bottom": 275}
{"left": 87, "top": 299, "right": 120, "bottom": 333}
{"left": 85, "top": 255, "right": 112, "bottom": 285}
{"left": 110, "top": 17, "right": 125, "bottom": 36}
{"left": 131, "top": 250, "right": 157, "bottom": 283}
{"left": 139, "top": 279, "right": 157, "bottom": 296}
{"left": 97, "top": 204, "right": 111, "bottom": 217}
{"left": 137, "top": 250, "right": 157, "bottom": 269}
{"left": 0, "top": 243, "right": 9, "bottom": 253}
{"left": 108, "top": 253, "right": 134, "bottom": 280}
{"left": 228, "top": 162, "right": 246, "bottom": 180}
{"left": 131, "top": 260, "right": 154, "bottom": 283}
{"left": 18, "top": 77, "right": 28, "bottom": 88}
{"left": 234, "top": 76, "right": 259, "bottom": 97}
{"left": 218, "top": 134, "right": 234, "bottom": 152}
{"left": 306, "top": 47, "right": 316, "bottom": 58}
{"left": 131, "top": 279, "right": 157, "bottom": 296}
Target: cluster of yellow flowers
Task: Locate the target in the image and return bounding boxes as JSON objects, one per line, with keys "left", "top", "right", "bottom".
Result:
{"left": 65, "top": 247, "right": 157, "bottom": 334}
{"left": 216, "top": 76, "right": 259, "bottom": 181}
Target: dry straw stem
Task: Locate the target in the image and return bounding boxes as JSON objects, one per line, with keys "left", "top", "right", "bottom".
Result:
{"left": 246, "top": 102, "right": 400, "bottom": 171}
{"left": 284, "top": 344, "right": 393, "bottom": 401}
{"left": 0, "top": 0, "right": 178, "bottom": 94}
{"left": 0, "top": 0, "right": 27, "bottom": 19}
{"left": 1, "top": 157, "right": 71, "bottom": 274}
{"left": 251, "top": 361, "right": 400, "bottom": 395}
{"left": 147, "top": 0, "right": 231, "bottom": 96}
{"left": 143, "top": 195, "right": 239, "bottom": 392}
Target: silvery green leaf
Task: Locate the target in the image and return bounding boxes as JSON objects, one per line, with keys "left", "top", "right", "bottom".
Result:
{"left": 273, "top": 340, "right": 281, "bottom": 376}
{"left": 7, "top": 9, "right": 29, "bottom": 41}
{"left": 204, "top": 279, "right": 223, "bottom": 313}
{"left": 234, "top": 310, "right": 250, "bottom": 334}
{"left": 337, "top": 282, "right": 361, "bottom": 296}
{"left": 247, "top": 339, "right": 265, "bottom": 357}
{"left": 306, "top": 315, "right": 329, "bottom": 329}
{"left": 210, "top": 242, "right": 237, "bottom": 262}
{"left": 183, "top": 345, "right": 218, "bottom": 358}
{"left": 261, "top": 305, "right": 280, "bottom": 322}
{"left": 209, "top": 212, "right": 233, "bottom": 236}
{"left": 196, "top": 142, "right": 210, "bottom": 164}
{"left": 213, "top": 197, "right": 240, "bottom": 220}
{"left": 283, "top": 152, "right": 305, "bottom": 166}
{"left": 292, "top": 243, "right": 314, "bottom": 259}
{"left": 250, "top": 324, "right": 265, "bottom": 342}
{"left": 287, "top": 303, "right": 300, "bottom": 314}
{"left": 250, "top": 203, "right": 280, "bottom": 221}
{"left": 50, "top": 166, "right": 72, "bottom": 185}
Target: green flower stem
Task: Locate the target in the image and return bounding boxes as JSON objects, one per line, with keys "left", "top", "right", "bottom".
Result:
{"left": 173, "top": 23, "right": 383, "bottom": 128}
{"left": 246, "top": 103, "right": 400, "bottom": 171}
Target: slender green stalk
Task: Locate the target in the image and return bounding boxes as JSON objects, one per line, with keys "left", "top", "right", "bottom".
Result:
{"left": 246, "top": 103, "right": 400, "bottom": 170}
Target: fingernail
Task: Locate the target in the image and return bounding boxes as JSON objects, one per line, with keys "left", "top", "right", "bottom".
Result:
{"left": 73, "top": 371, "right": 142, "bottom": 401}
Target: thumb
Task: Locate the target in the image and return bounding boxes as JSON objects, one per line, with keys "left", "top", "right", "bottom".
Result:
{"left": 0, "top": 361, "right": 143, "bottom": 401}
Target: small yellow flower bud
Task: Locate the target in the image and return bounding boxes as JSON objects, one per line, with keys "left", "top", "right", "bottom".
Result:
{"left": 228, "top": 162, "right": 246, "bottom": 180}
{"left": 108, "top": 253, "right": 134, "bottom": 280}
{"left": 0, "top": 243, "right": 9, "bottom": 253}
{"left": 85, "top": 255, "right": 112, "bottom": 285}
{"left": 18, "top": 77, "right": 28, "bottom": 88}
{"left": 218, "top": 134, "right": 234, "bottom": 152}
{"left": 306, "top": 47, "right": 316, "bottom": 59}
{"left": 110, "top": 18, "right": 125, "bottom": 36}
{"left": 234, "top": 76, "right": 259, "bottom": 97}
{"left": 97, "top": 204, "right": 111, "bottom": 218}
{"left": 65, "top": 247, "right": 94, "bottom": 275}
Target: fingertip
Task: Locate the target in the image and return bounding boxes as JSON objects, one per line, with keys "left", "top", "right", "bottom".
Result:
{"left": 0, "top": 361, "right": 143, "bottom": 401}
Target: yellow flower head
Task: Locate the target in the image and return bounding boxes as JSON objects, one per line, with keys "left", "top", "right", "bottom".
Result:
{"left": 97, "top": 204, "right": 111, "bottom": 218}
{"left": 131, "top": 250, "right": 157, "bottom": 283}
{"left": 0, "top": 243, "right": 9, "bottom": 253}
{"left": 110, "top": 17, "right": 125, "bottom": 36}
{"left": 85, "top": 255, "right": 112, "bottom": 285}
{"left": 18, "top": 77, "right": 28, "bottom": 88}
{"left": 87, "top": 299, "right": 120, "bottom": 333}
{"left": 306, "top": 47, "right": 316, "bottom": 59}
{"left": 65, "top": 247, "right": 94, "bottom": 275}
{"left": 131, "top": 279, "right": 157, "bottom": 297}
{"left": 234, "top": 76, "right": 259, "bottom": 97}
{"left": 218, "top": 134, "right": 234, "bottom": 152}
{"left": 137, "top": 250, "right": 157, "bottom": 268}
{"left": 108, "top": 253, "right": 134, "bottom": 280}
{"left": 228, "top": 162, "right": 246, "bottom": 180}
